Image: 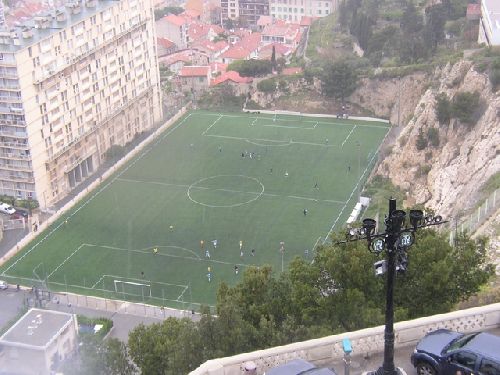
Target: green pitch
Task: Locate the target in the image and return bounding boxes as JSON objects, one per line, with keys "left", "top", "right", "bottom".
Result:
{"left": 0, "top": 111, "right": 389, "bottom": 310}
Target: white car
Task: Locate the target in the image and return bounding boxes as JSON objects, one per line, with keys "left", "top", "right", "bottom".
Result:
{"left": 0, "top": 280, "right": 8, "bottom": 290}
{"left": 0, "top": 202, "right": 15, "bottom": 215}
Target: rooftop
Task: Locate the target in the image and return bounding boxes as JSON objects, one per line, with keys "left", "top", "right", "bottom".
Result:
{"left": 0, "top": 308, "right": 74, "bottom": 349}
{"left": 179, "top": 65, "right": 210, "bottom": 77}
{"left": 212, "top": 70, "right": 253, "bottom": 85}
{"left": 164, "top": 13, "right": 187, "bottom": 27}
{"left": 0, "top": 0, "right": 116, "bottom": 53}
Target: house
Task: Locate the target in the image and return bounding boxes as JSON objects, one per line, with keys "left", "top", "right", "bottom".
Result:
{"left": 466, "top": 3, "right": 481, "bottom": 21}
{"left": 258, "top": 42, "right": 292, "bottom": 60}
{"left": 0, "top": 309, "right": 78, "bottom": 375}
{"left": 188, "top": 23, "right": 224, "bottom": 44}
{"left": 179, "top": 66, "right": 211, "bottom": 95}
{"left": 211, "top": 71, "right": 253, "bottom": 94}
{"left": 192, "top": 39, "right": 229, "bottom": 61}
{"left": 261, "top": 21, "right": 302, "bottom": 47}
{"left": 478, "top": 0, "right": 500, "bottom": 46}
{"left": 156, "top": 14, "right": 189, "bottom": 49}
{"left": 157, "top": 37, "right": 177, "bottom": 56}
{"left": 257, "top": 15, "right": 273, "bottom": 31}
{"left": 159, "top": 51, "right": 192, "bottom": 74}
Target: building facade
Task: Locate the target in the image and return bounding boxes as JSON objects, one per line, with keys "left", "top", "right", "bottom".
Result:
{"left": 478, "top": 0, "right": 500, "bottom": 46}
{"left": 221, "top": 0, "right": 269, "bottom": 28}
{"left": 156, "top": 14, "right": 188, "bottom": 49}
{"left": 270, "top": 0, "right": 338, "bottom": 22}
{"left": 0, "top": 0, "right": 162, "bottom": 209}
{"left": 0, "top": 309, "right": 78, "bottom": 375}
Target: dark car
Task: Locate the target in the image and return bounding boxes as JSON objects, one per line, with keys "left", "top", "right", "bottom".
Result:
{"left": 411, "top": 329, "right": 500, "bottom": 375}
{"left": 10, "top": 209, "right": 28, "bottom": 219}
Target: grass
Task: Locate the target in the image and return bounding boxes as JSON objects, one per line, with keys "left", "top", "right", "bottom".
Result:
{"left": 0, "top": 111, "right": 389, "bottom": 310}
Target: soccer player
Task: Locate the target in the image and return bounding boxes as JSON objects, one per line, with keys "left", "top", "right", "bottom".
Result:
{"left": 314, "top": 182, "right": 319, "bottom": 189}
{"left": 285, "top": 171, "right": 289, "bottom": 177}
{"left": 325, "top": 138, "right": 329, "bottom": 145}
{"left": 153, "top": 247, "right": 158, "bottom": 255}
{"left": 207, "top": 267, "right": 212, "bottom": 282}
{"left": 219, "top": 145, "right": 222, "bottom": 152}
{"left": 239, "top": 240, "right": 243, "bottom": 250}
{"left": 200, "top": 240, "right": 204, "bottom": 250}
{"left": 234, "top": 265, "right": 239, "bottom": 275}
{"left": 169, "top": 225, "right": 174, "bottom": 231}
{"left": 303, "top": 209, "right": 308, "bottom": 216}
{"left": 205, "top": 249, "right": 210, "bottom": 258}
{"left": 212, "top": 239, "right": 218, "bottom": 249}
{"left": 251, "top": 249, "right": 255, "bottom": 256}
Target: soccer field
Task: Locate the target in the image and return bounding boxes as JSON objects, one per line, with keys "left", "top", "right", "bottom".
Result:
{"left": 0, "top": 111, "right": 389, "bottom": 310}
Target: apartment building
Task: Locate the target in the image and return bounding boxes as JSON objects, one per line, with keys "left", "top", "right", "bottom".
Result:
{"left": 0, "top": 0, "right": 162, "bottom": 209}
{"left": 478, "top": 0, "right": 500, "bottom": 46}
{"left": 221, "top": 0, "right": 269, "bottom": 28}
{"left": 270, "top": 0, "right": 338, "bottom": 22}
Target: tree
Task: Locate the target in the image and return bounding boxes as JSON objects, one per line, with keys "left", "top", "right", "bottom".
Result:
{"left": 451, "top": 91, "right": 481, "bottom": 125}
{"left": 423, "top": 4, "right": 447, "bottom": 51}
{"left": 320, "top": 61, "right": 358, "bottom": 101}
{"left": 128, "top": 318, "right": 203, "bottom": 375}
{"left": 271, "top": 46, "right": 276, "bottom": 69}
{"left": 416, "top": 128, "right": 428, "bottom": 150}
{"left": 435, "top": 92, "right": 451, "bottom": 125}
{"left": 227, "top": 60, "right": 273, "bottom": 77}
{"left": 77, "top": 336, "right": 135, "bottom": 375}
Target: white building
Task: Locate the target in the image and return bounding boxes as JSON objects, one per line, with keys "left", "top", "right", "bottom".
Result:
{"left": 478, "top": 0, "right": 500, "bottom": 46}
{"left": 270, "top": 0, "right": 338, "bottom": 22}
{"left": 0, "top": 0, "right": 162, "bottom": 209}
{"left": 0, "top": 309, "right": 78, "bottom": 375}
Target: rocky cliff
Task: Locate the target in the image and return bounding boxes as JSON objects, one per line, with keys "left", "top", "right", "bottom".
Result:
{"left": 350, "top": 61, "right": 499, "bottom": 221}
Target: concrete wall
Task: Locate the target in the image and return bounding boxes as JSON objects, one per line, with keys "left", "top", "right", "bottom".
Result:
{"left": 190, "top": 303, "right": 500, "bottom": 375}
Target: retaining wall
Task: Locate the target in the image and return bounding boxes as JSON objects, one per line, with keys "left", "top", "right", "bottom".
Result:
{"left": 190, "top": 303, "right": 500, "bottom": 375}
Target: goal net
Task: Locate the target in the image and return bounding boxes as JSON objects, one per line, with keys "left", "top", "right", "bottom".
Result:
{"left": 113, "top": 279, "right": 151, "bottom": 298}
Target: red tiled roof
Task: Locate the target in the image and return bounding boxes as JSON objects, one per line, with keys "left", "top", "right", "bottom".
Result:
{"left": 193, "top": 39, "right": 228, "bottom": 53}
{"left": 164, "top": 14, "right": 187, "bottom": 27}
{"left": 159, "top": 51, "right": 192, "bottom": 66}
{"left": 212, "top": 71, "right": 253, "bottom": 86}
{"left": 282, "top": 67, "right": 303, "bottom": 75}
{"left": 300, "top": 16, "right": 314, "bottom": 26}
{"left": 210, "top": 62, "right": 228, "bottom": 74}
{"left": 257, "top": 15, "right": 273, "bottom": 26}
{"left": 466, "top": 4, "right": 481, "bottom": 16}
{"left": 182, "top": 9, "right": 202, "bottom": 19}
{"left": 179, "top": 66, "right": 210, "bottom": 77}
{"left": 239, "top": 32, "right": 261, "bottom": 52}
{"left": 157, "top": 38, "right": 175, "bottom": 49}
{"left": 221, "top": 45, "right": 252, "bottom": 60}
{"left": 261, "top": 43, "right": 290, "bottom": 55}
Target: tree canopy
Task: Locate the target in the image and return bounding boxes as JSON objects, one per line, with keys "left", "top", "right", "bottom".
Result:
{"left": 320, "top": 60, "right": 359, "bottom": 101}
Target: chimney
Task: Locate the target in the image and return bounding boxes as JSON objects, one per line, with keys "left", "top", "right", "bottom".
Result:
{"left": 21, "top": 26, "right": 33, "bottom": 39}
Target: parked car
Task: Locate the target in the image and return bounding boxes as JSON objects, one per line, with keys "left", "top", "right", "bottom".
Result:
{"left": 411, "top": 329, "right": 500, "bottom": 375}
{"left": 10, "top": 209, "right": 28, "bottom": 219}
{"left": 0, "top": 280, "right": 8, "bottom": 290}
{"left": 0, "top": 202, "right": 15, "bottom": 215}
{"left": 265, "top": 359, "right": 337, "bottom": 375}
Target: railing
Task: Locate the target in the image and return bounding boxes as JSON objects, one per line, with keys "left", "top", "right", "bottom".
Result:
{"left": 190, "top": 303, "right": 500, "bottom": 375}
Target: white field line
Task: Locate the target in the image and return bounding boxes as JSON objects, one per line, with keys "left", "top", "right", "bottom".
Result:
{"left": 262, "top": 123, "right": 316, "bottom": 130}
{"left": 2, "top": 114, "right": 193, "bottom": 277}
{"left": 251, "top": 118, "right": 257, "bottom": 126}
{"left": 176, "top": 285, "right": 189, "bottom": 301}
{"left": 116, "top": 177, "right": 345, "bottom": 205}
{"left": 206, "top": 133, "right": 333, "bottom": 148}
{"left": 197, "top": 112, "right": 389, "bottom": 129}
{"left": 45, "top": 243, "right": 88, "bottom": 281}
{"left": 341, "top": 125, "right": 357, "bottom": 147}
{"left": 322, "top": 129, "right": 390, "bottom": 243}
{"left": 202, "top": 114, "right": 222, "bottom": 135}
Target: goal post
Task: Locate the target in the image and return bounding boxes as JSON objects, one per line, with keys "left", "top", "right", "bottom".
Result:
{"left": 113, "top": 279, "right": 152, "bottom": 299}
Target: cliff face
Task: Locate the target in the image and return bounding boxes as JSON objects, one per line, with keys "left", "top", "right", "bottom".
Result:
{"left": 350, "top": 61, "right": 499, "bottom": 219}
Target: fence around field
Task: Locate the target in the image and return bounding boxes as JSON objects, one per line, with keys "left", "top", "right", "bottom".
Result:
{"left": 190, "top": 303, "right": 500, "bottom": 375}
{"left": 449, "top": 188, "right": 499, "bottom": 243}
{"left": 242, "top": 109, "right": 391, "bottom": 124}
{"left": 0, "top": 105, "right": 189, "bottom": 269}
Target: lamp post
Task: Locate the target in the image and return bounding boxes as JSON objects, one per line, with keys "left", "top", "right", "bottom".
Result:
{"left": 344, "top": 198, "right": 446, "bottom": 375}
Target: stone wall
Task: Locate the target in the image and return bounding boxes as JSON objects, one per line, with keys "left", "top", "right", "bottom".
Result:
{"left": 190, "top": 303, "right": 500, "bottom": 375}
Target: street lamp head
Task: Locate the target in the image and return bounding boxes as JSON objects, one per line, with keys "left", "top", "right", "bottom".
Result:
{"left": 362, "top": 218, "right": 376, "bottom": 238}
{"left": 390, "top": 210, "right": 406, "bottom": 231}
{"left": 409, "top": 209, "right": 424, "bottom": 230}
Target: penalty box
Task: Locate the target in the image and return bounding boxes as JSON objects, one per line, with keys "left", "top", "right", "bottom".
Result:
{"left": 45, "top": 243, "right": 191, "bottom": 302}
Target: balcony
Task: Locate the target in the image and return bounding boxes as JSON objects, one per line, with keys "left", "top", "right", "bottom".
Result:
{"left": 0, "top": 130, "right": 27, "bottom": 138}
{"left": 0, "top": 119, "right": 27, "bottom": 127}
{"left": 0, "top": 141, "right": 28, "bottom": 149}
{"left": 0, "top": 152, "right": 31, "bottom": 160}
{"left": 0, "top": 83, "right": 20, "bottom": 90}
{"left": 0, "top": 162, "right": 32, "bottom": 172}
{"left": 0, "top": 174, "right": 34, "bottom": 183}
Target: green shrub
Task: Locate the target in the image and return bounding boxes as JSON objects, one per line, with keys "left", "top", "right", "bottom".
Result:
{"left": 451, "top": 91, "right": 481, "bottom": 126}
{"left": 257, "top": 78, "right": 277, "bottom": 93}
{"left": 228, "top": 60, "right": 272, "bottom": 77}
{"left": 435, "top": 92, "right": 451, "bottom": 125}
{"left": 77, "top": 316, "right": 113, "bottom": 338}
{"left": 416, "top": 129, "right": 428, "bottom": 150}
{"left": 427, "top": 127, "right": 440, "bottom": 147}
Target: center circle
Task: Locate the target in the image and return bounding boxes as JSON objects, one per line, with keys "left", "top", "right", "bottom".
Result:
{"left": 187, "top": 175, "right": 265, "bottom": 208}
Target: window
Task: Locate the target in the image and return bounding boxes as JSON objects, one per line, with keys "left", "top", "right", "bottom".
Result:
{"left": 450, "top": 352, "right": 476, "bottom": 370}
{"left": 479, "top": 359, "right": 500, "bottom": 375}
